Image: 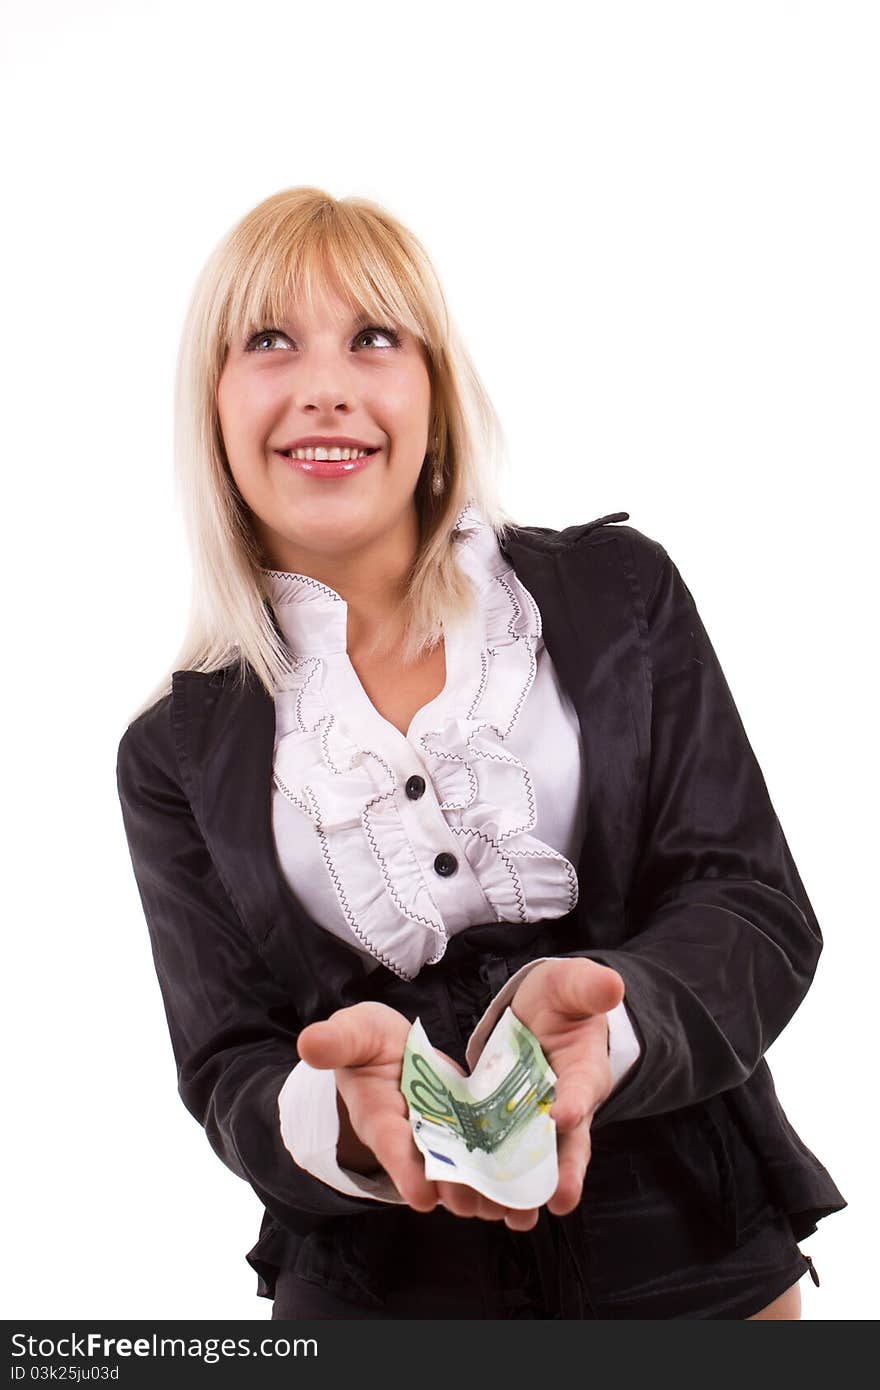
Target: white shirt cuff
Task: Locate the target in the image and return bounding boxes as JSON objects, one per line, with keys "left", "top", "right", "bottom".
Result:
{"left": 278, "top": 1061, "right": 406, "bottom": 1204}
{"left": 464, "top": 957, "right": 643, "bottom": 1091}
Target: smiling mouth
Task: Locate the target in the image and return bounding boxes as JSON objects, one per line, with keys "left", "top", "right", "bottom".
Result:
{"left": 276, "top": 448, "right": 380, "bottom": 478}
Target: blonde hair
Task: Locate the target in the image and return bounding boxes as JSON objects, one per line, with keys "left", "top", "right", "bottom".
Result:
{"left": 128, "top": 186, "right": 521, "bottom": 724}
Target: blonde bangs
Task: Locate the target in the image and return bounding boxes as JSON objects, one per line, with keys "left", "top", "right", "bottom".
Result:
{"left": 219, "top": 192, "right": 445, "bottom": 359}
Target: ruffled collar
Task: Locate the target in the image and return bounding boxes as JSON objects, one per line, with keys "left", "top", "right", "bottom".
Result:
{"left": 261, "top": 501, "right": 508, "bottom": 658}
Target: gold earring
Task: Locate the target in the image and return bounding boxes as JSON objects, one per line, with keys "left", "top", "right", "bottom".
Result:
{"left": 428, "top": 437, "right": 444, "bottom": 496}
{"left": 430, "top": 456, "right": 444, "bottom": 496}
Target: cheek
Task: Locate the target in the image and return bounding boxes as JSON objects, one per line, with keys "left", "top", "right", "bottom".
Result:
{"left": 217, "top": 370, "right": 279, "bottom": 446}
{"left": 216, "top": 378, "right": 244, "bottom": 457}
{"left": 216, "top": 390, "right": 259, "bottom": 501}
{"left": 383, "top": 366, "right": 432, "bottom": 434}
{"left": 216, "top": 364, "right": 236, "bottom": 419}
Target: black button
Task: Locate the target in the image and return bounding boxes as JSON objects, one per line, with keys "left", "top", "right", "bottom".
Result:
{"left": 433, "top": 852, "right": 458, "bottom": 877}
{"left": 405, "top": 775, "right": 426, "bottom": 800}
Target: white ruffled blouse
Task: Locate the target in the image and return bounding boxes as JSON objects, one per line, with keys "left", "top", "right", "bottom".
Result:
{"left": 262, "top": 501, "right": 587, "bottom": 981}
{"left": 262, "top": 501, "right": 641, "bottom": 1203}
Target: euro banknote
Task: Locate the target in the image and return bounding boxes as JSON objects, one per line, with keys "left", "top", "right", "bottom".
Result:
{"left": 400, "top": 1007, "right": 559, "bottom": 1209}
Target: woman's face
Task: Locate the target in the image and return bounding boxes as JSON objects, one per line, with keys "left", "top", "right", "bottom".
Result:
{"left": 216, "top": 281, "right": 433, "bottom": 573}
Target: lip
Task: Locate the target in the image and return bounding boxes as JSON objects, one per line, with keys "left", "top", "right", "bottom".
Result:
{"left": 278, "top": 436, "right": 382, "bottom": 451}
{"left": 276, "top": 449, "right": 379, "bottom": 479}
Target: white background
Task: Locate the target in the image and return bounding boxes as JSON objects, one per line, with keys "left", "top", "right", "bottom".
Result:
{"left": 2, "top": 0, "right": 875, "bottom": 1321}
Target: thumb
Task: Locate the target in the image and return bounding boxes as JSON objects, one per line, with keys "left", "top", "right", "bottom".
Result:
{"left": 297, "top": 1005, "right": 391, "bottom": 1071}
{"left": 550, "top": 959, "right": 625, "bottom": 1020}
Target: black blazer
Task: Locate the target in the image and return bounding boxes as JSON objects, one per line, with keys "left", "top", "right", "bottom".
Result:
{"left": 116, "top": 512, "right": 847, "bottom": 1300}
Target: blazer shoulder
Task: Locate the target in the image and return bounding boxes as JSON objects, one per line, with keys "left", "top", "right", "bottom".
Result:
{"left": 501, "top": 510, "right": 630, "bottom": 549}
{"left": 116, "top": 689, "right": 177, "bottom": 796}
{"left": 590, "top": 521, "right": 670, "bottom": 600}
{"left": 116, "top": 666, "right": 236, "bottom": 803}
{"left": 503, "top": 511, "right": 669, "bottom": 599}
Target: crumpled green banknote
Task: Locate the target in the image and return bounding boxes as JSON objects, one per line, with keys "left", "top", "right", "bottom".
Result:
{"left": 400, "top": 1007, "right": 558, "bottom": 1209}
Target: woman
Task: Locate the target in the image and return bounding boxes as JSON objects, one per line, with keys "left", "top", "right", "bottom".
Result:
{"left": 116, "top": 186, "right": 847, "bottom": 1319}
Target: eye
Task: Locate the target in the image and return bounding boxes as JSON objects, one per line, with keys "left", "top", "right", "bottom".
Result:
{"left": 355, "top": 325, "right": 402, "bottom": 350}
{"left": 245, "top": 329, "right": 292, "bottom": 353}
{"left": 243, "top": 324, "right": 402, "bottom": 353}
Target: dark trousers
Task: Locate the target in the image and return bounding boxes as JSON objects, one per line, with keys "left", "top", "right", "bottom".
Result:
{"left": 271, "top": 1101, "right": 815, "bottom": 1320}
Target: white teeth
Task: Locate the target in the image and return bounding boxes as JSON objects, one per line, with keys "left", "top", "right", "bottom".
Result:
{"left": 287, "top": 446, "right": 372, "bottom": 461}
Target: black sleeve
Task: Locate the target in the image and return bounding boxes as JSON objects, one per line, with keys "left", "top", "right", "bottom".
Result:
{"left": 571, "top": 547, "right": 824, "bottom": 1128}
{"left": 116, "top": 703, "right": 393, "bottom": 1233}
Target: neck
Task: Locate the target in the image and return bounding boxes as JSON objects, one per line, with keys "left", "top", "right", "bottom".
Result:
{"left": 261, "top": 509, "right": 420, "bottom": 656}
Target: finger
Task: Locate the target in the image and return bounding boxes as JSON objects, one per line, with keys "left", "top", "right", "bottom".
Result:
{"left": 298, "top": 1005, "right": 397, "bottom": 1071}
{"left": 471, "top": 1195, "right": 510, "bottom": 1222}
{"left": 435, "top": 1182, "right": 513, "bottom": 1221}
{"left": 548, "top": 959, "right": 624, "bottom": 1021}
{"left": 550, "top": 1060, "right": 601, "bottom": 1132}
{"left": 363, "top": 1114, "right": 439, "bottom": 1212}
{"left": 503, "top": 1207, "right": 540, "bottom": 1232}
{"left": 436, "top": 1182, "right": 533, "bottom": 1224}
{"left": 436, "top": 1180, "right": 480, "bottom": 1219}
{"left": 472, "top": 1194, "right": 540, "bottom": 1223}
{"left": 546, "top": 1118, "right": 592, "bottom": 1217}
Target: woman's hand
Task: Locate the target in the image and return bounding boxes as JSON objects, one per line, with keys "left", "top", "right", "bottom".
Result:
{"left": 296, "top": 1001, "right": 542, "bottom": 1231}
{"left": 509, "top": 958, "right": 625, "bottom": 1216}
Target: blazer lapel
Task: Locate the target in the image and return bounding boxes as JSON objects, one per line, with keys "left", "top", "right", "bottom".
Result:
{"left": 500, "top": 518, "right": 648, "bottom": 942}
{"left": 171, "top": 665, "right": 370, "bottom": 1014}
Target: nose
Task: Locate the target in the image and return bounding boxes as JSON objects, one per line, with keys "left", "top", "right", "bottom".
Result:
{"left": 300, "top": 390, "right": 352, "bottom": 418}
{"left": 293, "top": 344, "right": 358, "bottom": 416}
